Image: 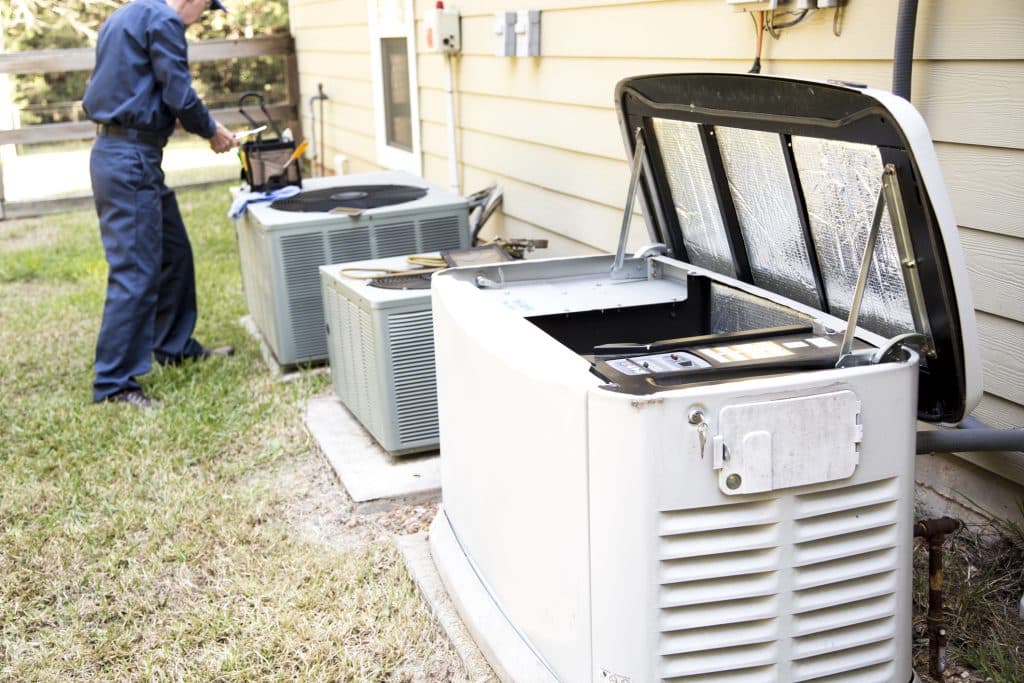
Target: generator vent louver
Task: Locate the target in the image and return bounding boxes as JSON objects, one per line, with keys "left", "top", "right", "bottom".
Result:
{"left": 322, "top": 258, "right": 440, "bottom": 454}
{"left": 236, "top": 172, "right": 470, "bottom": 366}
{"left": 656, "top": 477, "right": 901, "bottom": 682}
{"left": 789, "top": 478, "right": 901, "bottom": 683}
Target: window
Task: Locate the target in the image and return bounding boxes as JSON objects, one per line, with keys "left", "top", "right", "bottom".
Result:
{"left": 369, "top": 0, "right": 421, "bottom": 173}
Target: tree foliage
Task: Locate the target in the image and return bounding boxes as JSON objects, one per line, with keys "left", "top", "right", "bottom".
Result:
{"left": 3, "top": 1, "right": 290, "bottom": 125}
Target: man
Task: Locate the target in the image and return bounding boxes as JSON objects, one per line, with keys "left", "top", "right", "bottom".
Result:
{"left": 83, "top": 0, "right": 238, "bottom": 408}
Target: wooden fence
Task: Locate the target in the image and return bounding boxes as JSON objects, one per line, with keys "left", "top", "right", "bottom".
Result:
{"left": 0, "top": 34, "right": 300, "bottom": 220}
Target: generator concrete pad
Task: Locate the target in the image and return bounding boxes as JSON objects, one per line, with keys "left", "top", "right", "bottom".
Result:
{"left": 239, "top": 315, "right": 328, "bottom": 382}
{"left": 304, "top": 395, "right": 441, "bottom": 504}
{"left": 396, "top": 532, "right": 497, "bottom": 683}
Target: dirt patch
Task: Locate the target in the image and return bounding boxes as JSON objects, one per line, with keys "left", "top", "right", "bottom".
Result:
{"left": 264, "top": 449, "right": 468, "bottom": 681}
{"left": 269, "top": 449, "right": 439, "bottom": 551}
{"left": 386, "top": 657, "right": 467, "bottom": 683}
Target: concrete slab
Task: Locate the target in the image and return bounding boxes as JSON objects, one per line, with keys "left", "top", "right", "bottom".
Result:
{"left": 238, "top": 315, "right": 328, "bottom": 382}
{"left": 304, "top": 395, "right": 441, "bottom": 505}
{"left": 396, "top": 532, "right": 498, "bottom": 683}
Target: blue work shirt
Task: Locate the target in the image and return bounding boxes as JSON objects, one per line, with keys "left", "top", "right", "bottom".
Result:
{"left": 83, "top": 0, "right": 216, "bottom": 140}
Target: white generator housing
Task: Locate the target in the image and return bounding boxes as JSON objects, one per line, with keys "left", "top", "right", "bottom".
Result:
{"left": 236, "top": 171, "right": 469, "bottom": 366}
{"left": 321, "top": 257, "right": 438, "bottom": 455}
{"left": 429, "top": 74, "right": 980, "bottom": 682}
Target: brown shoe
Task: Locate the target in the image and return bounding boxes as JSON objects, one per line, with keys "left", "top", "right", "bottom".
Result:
{"left": 104, "top": 388, "right": 155, "bottom": 409}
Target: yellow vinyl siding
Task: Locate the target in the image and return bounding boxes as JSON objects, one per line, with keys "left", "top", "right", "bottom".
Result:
{"left": 961, "top": 229, "right": 1024, "bottom": 322}
{"left": 938, "top": 144, "right": 1024, "bottom": 239}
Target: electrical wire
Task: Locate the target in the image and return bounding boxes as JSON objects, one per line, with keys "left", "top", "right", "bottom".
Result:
{"left": 833, "top": 2, "right": 845, "bottom": 37}
{"left": 340, "top": 265, "right": 440, "bottom": 281}
{"left": 766, "top": 8, "right": 810, "bottom": 39}
{"left": 748, "top": 10, "right": 765, "bottom": 74}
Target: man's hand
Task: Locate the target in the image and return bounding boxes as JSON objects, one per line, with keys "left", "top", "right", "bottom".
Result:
{"left": 209, "top": 120, "right": 238, "bottom": 154}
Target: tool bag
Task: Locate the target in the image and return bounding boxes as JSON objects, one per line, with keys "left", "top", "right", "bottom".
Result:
{"left": 237, "top": 92, "right": 302, "bottom": 192}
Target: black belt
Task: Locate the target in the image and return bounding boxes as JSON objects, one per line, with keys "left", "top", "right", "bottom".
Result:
{"left": 96, "top": 124, "right": 167, "bottom": 148}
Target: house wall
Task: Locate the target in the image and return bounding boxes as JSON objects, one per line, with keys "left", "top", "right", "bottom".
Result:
{"left": 289, "top": 0, "right": 1024, "bottom": 521}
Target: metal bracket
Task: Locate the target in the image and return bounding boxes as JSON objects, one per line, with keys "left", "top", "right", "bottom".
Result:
{"left": 610, "top": 127, "right": 647, "bottom": 280}
{"left": 475, "top": 266, "right": 506, "bottom": 289}
{"left": 838, "top": 164, "right": 935, "bottom": 366}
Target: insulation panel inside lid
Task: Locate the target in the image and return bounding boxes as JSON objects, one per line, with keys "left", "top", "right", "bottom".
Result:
{"left": 652, "top": 119, "right": 735, "bottom": 278}
{"left": 615, "top": 72, "right": 980, "bottom": 422}
{"left": 714, "top": 126, "right": 821, "bottom": 309}
{"left": 792, "top": 136, "right": 915, "bottom": 338}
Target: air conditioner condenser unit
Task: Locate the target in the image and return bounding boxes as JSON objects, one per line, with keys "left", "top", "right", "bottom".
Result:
{"left": 429, "top": 73, "right": 981, "bottom": 682}
{"left": 235, "top": 171, "right": 469, "bottom": 366}
{"left": 321, "top": 257, "right": 438, "bottom": 455}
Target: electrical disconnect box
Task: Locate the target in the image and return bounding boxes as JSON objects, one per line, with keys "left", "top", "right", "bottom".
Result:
{"left": 515, "top": 10, "right": 541, "bottom": 57}
{"left": 494, "top": 11, "right": 516, "bottom": 57}
{"left": 426, "top": 2, "right": 461, "bottom": 54}
{"left": 495, "top": 9, "right": 540, "bottom": 57}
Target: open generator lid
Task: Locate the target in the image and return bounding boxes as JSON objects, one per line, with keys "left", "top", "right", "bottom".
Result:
{"left": 615, "top": 73, "right": 980, "bottom": 424}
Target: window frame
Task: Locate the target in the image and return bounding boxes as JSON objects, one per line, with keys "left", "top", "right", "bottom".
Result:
{"left": 368, "top": 0, "right": 422, "bottom": 174}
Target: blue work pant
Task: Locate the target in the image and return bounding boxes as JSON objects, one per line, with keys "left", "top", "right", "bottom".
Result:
{"left": 90, "top": 136, "right": 203, "bottom": 401}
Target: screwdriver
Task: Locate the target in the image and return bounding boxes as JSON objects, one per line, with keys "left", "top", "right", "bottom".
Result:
{"left": 281, "top": 140, "right": 310, "bottom": 170}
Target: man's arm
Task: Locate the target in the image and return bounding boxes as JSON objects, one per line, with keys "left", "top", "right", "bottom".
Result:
{"left": 148, "top": 15, "right": 216, "bottom": 138}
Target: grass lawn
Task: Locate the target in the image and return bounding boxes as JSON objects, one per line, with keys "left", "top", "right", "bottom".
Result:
{"left": 0, "top": 184, "right": 461, "bottom": 681}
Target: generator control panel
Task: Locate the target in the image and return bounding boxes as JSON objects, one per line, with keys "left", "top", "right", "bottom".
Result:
{"left": 591, "top": 325, "right": 862, "bottom": 394}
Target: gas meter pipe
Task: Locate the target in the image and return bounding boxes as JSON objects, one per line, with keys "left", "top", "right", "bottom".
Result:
{"left": 914, "top": 516, "right": 961, "bottom": 678}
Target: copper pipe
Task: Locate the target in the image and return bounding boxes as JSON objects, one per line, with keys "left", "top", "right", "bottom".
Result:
{"left": 914, "top": 516, "right": 960, "bottom": 678}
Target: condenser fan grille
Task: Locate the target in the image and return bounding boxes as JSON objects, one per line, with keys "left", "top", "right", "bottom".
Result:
{"left": 271, "top": 184, "right": 428, "bottom": 212}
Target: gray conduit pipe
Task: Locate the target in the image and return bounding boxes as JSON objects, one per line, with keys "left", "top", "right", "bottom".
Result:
{"left": 892, "top": 0, "right": 919, "bottom": 99}
{"left": 916, "top": 422, "right": 1024, "bottom": 455}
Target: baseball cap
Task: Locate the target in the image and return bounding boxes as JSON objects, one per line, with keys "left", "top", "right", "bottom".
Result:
{"left": 211, "top": 0, "right": 227, "bottom": 10}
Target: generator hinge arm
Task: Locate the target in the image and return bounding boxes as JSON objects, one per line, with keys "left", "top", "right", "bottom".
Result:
{"left": 838, "top": 164, "right": 935, "bottom": 365}
{"left": 883, "top": 164, "right": 935, "bottom": 357}
{"left": 610, "top": 127, "right": 647, "bottom": 280}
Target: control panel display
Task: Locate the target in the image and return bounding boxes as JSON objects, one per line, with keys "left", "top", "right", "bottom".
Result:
{"left": 592, "top": 327, "right": 854, "bottom": 394}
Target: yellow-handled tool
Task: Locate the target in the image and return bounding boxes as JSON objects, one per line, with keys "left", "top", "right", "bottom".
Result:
{"left": 281, "top": 140, "right": 310, "bottom": 170}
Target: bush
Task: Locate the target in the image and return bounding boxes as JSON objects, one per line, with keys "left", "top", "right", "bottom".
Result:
{"left": 3, "top": 0, "right": 290, "bottom": 125}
